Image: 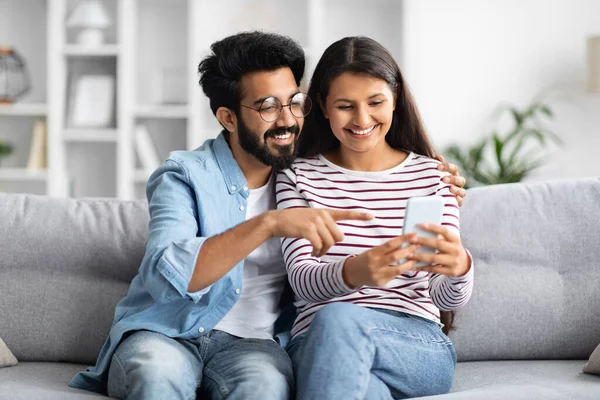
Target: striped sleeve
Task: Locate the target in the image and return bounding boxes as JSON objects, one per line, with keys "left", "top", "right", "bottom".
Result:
{"left": 429, "top": 173, "right": 474, "bottom": 310}
{"left": 275, "top": 170, "right": 355, "bottom": 302}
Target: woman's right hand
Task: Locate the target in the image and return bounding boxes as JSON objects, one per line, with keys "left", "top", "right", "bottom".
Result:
{"left": 342, "top": 234, "right": 419, "bottom": 288}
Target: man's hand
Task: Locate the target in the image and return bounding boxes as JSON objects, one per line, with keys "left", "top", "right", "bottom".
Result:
{"left": 435, "top": 154, "right": 467, "bottom": 206}
{"left": 268, "top": 208, "right": 374, "bottom": 257}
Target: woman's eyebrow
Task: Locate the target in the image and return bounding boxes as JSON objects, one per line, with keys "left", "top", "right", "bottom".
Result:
{"left": 333, "top": 93, "right": 385, "bottom": 104}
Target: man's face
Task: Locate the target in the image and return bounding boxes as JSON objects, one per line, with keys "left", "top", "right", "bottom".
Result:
{"left": 236, "top": 67, "right": 304, "bottom": 170}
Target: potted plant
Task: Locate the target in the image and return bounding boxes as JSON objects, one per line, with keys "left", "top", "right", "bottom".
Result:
{"left": 444, "top": 102, "right": 562, "bottom": 188}
{"left": 0, "top": 141, "right": 14, "bottom": 167}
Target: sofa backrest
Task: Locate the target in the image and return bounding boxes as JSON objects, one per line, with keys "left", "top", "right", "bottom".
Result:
{"left": 1, "top": 178, "right": 599, "bottom": 364}
{"left": 0, "top": 194, "right": 148, "bottom": 364}
{"left": 451, "top": 178, "right": 600, "bottom": 361}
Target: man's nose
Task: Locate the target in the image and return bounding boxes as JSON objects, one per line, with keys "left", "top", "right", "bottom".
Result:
{"left": 276, "top": 105, "right": 296, "bottom": 127}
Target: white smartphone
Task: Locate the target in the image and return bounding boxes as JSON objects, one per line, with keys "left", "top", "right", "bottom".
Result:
{"left": 400, "top": 196, "right": 445, "bottom": 267}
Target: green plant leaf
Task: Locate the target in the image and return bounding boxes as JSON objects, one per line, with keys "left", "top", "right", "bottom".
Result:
{"left": 540, "top": 104, "right": 554, "bottom": 118}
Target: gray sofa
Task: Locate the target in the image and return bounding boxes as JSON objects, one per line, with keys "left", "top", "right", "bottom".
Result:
{"left": 1, "top": 178, "right": 599, "bottom": 399}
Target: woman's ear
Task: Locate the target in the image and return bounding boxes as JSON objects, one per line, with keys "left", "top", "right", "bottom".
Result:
{"left": 317, "top": 94, "right": 328, "bottom": 119}
{"left": 216, "top": 107, "right": 237, "bottom": 133}
{"left": 393, "top": 84, "right": 398, "bottom": 110}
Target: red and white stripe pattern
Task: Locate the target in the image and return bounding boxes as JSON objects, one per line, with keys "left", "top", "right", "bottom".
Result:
{"left": 276, "top": 153, "right": 474, "bottom": 337}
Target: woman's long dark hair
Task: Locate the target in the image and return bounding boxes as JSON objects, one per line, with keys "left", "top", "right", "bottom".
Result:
{"left": 299, "top": 36, "right": 454, "bottom": 334}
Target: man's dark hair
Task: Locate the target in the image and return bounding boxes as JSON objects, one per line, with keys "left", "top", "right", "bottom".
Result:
{"left": 198, "top": 31, "right": 305, "bottom": 116}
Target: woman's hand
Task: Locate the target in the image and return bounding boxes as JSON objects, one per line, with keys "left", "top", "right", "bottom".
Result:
{"left": 407, "top": 223, "right": 470, "bottom": 277}
{"left": 436, "top": 155, "right": 467, "bottom": 206}
{"left": 342, "top": 234, "right": 420, "bottom": 288}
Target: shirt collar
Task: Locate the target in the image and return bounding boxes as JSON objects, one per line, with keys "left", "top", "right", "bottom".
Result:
{"left": 213, "top": 131, "right": 249, "bottom": 196}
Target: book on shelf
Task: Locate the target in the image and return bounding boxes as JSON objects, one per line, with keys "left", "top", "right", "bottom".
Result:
{"left": 27, "top": 119, "right": 47, "bottom": 170}
{"left": 68, "top": 75, "right": 115, "bottom": 128}
{"left": 134, "top": 124, "right": 161, "bottom": 171}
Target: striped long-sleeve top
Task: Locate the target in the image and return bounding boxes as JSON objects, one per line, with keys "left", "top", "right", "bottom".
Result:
{"left": 275, "top": 152, "right": 474, "bottom": 338}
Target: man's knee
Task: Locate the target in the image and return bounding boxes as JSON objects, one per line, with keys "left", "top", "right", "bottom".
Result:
{"left": 230, "top": 360, "right": 292, "bottom": 400}
{"left": 107, "top": 331, "right": 199, "bottom": 398}
{"left": 206, "top": 344, "right": 293, "bottom": 400}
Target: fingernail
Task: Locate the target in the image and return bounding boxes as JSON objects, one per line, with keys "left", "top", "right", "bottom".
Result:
{"left": 443, "top": 177, "right": 450, "bottom": 183}
{"left": 419, "top": 223, "right": 429, "bottom": 228}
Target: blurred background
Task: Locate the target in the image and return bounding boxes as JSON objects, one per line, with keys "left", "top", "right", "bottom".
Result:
{"left": 0, "top": 0, "right": 598, "bottom": 199}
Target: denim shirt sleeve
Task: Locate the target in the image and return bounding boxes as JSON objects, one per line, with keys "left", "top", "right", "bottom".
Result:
{"left": 139, "top": 158, "right": 210, "bottom": 304}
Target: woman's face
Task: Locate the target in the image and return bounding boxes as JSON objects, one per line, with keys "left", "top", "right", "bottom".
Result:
{"left": 322, "top": 72, "right": 396, "bottom": 155}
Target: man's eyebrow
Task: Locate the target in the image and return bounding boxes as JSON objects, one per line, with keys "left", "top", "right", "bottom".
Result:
{"left": 252, "top": 97, "right": 271, "bottom": 105}
{"left": 252, "top": 91, "right": 302, "bottom": 105}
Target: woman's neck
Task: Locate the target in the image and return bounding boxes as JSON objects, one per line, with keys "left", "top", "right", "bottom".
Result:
{"left": 325, "top": 143, "right": 408, "bottom": 172}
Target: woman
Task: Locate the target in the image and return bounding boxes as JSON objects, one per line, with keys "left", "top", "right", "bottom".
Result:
{"left": 275, "top": 36, "right": 474, "bottom": 399}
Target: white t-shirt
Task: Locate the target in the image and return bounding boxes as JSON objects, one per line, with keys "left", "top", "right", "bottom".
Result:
{"left": 213, "top": 176, "right": 287, "bottom": 340}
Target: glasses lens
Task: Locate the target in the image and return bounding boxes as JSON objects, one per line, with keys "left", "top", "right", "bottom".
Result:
{"left": 290, "top": 93, "right": 312, "bottom": 118}
{"left": 259, "top": 97, "right": 282, "bottom": 122}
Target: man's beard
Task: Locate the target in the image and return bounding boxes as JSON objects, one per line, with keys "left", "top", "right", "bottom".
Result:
{"left": 237, "top": 118, "right": 300, "bottom": 171}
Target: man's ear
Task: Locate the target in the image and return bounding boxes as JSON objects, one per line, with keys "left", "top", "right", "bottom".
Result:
{"left": 317, "top": 94, "right": 328, "bottom": 119}
{"left": 216, "top": 107, "right": 237, "bottom": 133}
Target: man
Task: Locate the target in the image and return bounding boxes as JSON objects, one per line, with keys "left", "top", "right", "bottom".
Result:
{"left": 70, "top": 31, "right": 467, "bottom": 400}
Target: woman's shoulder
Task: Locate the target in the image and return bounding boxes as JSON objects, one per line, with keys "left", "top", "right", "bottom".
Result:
{"left": 408, "top": 153, "right": 444, "bottom": 172}
{"left": 285, "top": 156, "right": 330, "bottom": 174}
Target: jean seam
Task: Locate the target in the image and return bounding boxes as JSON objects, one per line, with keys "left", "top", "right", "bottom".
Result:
{"left": 354, "top": 325, "right": 374, "bottom": 400}
{"left": 203, "top": 367, "right": 230, "bottom": 398}
{"left": 111, "top": 353, "right": 129, "bottom": 399}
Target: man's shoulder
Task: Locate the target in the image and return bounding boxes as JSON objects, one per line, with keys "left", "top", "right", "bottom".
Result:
{"left": 165, "top": 139, "right": 219, "bottom": 174}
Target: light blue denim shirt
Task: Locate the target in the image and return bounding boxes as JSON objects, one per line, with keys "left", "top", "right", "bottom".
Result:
{"left": 69, "top": 132, "right": 289, "bottom": 394}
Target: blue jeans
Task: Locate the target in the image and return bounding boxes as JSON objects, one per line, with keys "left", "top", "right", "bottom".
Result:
{"left": 287, "top": 303, "right": 456, "bottom": 400}
{"left": 107, "top": 330, "right": 293, "bottom": 400}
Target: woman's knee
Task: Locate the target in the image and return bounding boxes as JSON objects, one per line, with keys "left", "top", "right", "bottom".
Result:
{"left": 311, "top": 302, "right": 362, "bottom": 331}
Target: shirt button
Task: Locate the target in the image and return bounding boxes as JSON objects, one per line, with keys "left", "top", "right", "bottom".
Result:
{"left": 198, "top": 327, "right": 204, "bottom": 333}
{"left": 235, "top": 288, "right": 240, "bottom": 294}
{"left": 242, "top": 186, "right": 248, "bottom": 191}
{"left": 239, "top": 205, "right": 245, "bottom": 211}
{"left": 231, "top": 185, "right": 237, "bottom": 191}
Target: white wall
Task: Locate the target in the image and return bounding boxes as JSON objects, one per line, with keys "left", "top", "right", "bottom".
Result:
{"left": 401, "top": 0, "right": 600, "bottom": 181}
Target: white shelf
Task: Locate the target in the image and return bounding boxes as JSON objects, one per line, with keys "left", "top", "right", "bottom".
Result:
{"left": 135, "top": 105, "right": 189, "bottom": 119}
{"left": 0, "top": 168, "right": 49, "bottom": 181}
{"left": 63, "top": 45, "right": 120, "bottom": 57}
{"left": 0, "top": 103, "right": 48, "bottom": 117}
{"left": 63, "top": 129, "right": 119, "bottom": 142}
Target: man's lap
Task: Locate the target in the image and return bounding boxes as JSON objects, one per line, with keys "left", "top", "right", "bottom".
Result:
{"left": 107, "top": 330, "right": 292, "bottom": 400}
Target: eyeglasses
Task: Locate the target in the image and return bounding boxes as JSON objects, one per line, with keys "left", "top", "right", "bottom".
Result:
{"left": 240, "top": 92, "right": 312, "bottom": 123}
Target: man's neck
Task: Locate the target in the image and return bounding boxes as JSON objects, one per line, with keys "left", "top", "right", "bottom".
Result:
{"left": 228, "top": 136, "right": 273, "bottom": 189}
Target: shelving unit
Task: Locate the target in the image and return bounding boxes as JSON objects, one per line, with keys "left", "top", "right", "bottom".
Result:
{"left": 1, "top": 0, "right": 402, "bottom": 200}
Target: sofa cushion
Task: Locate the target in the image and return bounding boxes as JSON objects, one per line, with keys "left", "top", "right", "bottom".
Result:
{"left": 0, "top": 337, "right": 18, "bottom": 367}
{"left": 414, "top": 360, "right": 600, "bottom": 399}
{"left": 0, "top": 194, "right": 149, "bottom": 364}
{"left": 0, "top": 362, "right": 113, "bottom": 399}
{"left": 584, "top": 343, "right": 600, "bottom": 375}
{"left": 451, "top": 178, "right": 600, "bottom": 361}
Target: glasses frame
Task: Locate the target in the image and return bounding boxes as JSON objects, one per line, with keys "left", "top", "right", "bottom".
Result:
{"left": 240, "top": 92, "right": 312, "bottom": 123}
